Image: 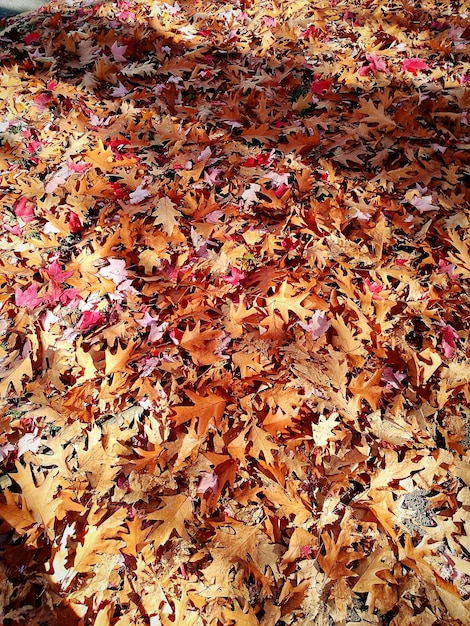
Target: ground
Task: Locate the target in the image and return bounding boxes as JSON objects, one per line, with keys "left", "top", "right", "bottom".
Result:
{"left": 0, "top": 0, "right": 469, "bottom": 624}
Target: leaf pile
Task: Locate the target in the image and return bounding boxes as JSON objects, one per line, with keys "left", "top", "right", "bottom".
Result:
{"left": 0, "top": 0, "right": 469, "bottom": 624}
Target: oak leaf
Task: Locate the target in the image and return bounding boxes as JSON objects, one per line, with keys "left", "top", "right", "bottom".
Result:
{"left": 104, "top": 339, "right": 137, "bottom": 375}
{"left": 152, "top": 196, "right": 181, "bottom": 235}
{"left": 180, "top": 321, "right": 223, "bottom": 366}
{"left": 348, "top": 369, "right": 384, "bottom": 411}
{"left": 171, "top": 389, "right": 226, "bottom": 435}
{"left": 145, "top": 494, "right": 194, "bottom": 546}
{"left": 0, "top": 489, "right": 37, "bottom": 536}
{"left": 266, "top": 280, "right": 312, "bottom": 324}
{"left": 61, "top": 506, "right": 127, "bottom": 590}
{"left": 10, "top": 463, "right": 60, "bottom": 540}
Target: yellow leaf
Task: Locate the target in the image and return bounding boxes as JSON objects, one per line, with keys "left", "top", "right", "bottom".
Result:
{"left": 171, "top": 389, "right": 226, "bottom": 436}
{"left": 249, "top": 423, "right": 278, "bottom": 466}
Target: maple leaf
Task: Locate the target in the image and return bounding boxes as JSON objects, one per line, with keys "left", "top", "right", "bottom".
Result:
{"left": 15, "top": 283, "right": 42, "bottom": 310}
{"left": 196, "top": 471, "right": 218, "bottom": 494}
{"left": 79, "top": 310, "right": 105, "bottom": 331}
{"left": 14, "top": 197, "right": 35, "bottom": 223}
{"left": 129, "top": 184, "right": 151, "bottom": 204}
{"left": 311, "top": 78, "right": 332, "bottom": 94}
{"left": 145, "top": 494, "right": 194, "bottom": 545}
{"left": 98, "top": 258, "right": 128, "bottom": 285}
{"left": 137, "top": 311, "right": 168, "bottom": 341}
{"left": 441, "top": 324, "right": 458, "bottom": 358}
{"left": 402, "top": 58, "right": 430, "bottom": 75}
{"left": 0, "top": 442, "right": 15, "bottom": 462}
{"left": 45, "top": 260, "right": 74, "bottom": 283}
{"left": 110, "top": 41, "right": 127, "bottom": 62}
{"left": 17, "top": 430, "right": 41, "bottom": 457}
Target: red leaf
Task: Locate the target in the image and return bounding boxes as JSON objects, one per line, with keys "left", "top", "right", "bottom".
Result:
{"left": 402, "top": 58, "right": 430, "bottom": 75}
{"left": 79, "top": 310, "right": 105, "bottom": 331}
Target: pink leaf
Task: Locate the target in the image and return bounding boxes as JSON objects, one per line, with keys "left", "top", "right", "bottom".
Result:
{"left": 45, "top": 260, "right": 74, "bottom": 283}
{"left": 110, "top": 41, "right": 128, "bottom": 62}
{"left": 24, "top": 32, "right": 41, "bottom": 45}
{"left": 60, "top": 288, "right": 81, "bottom": 307}
{"left": 15, "top": 283, "right": 42, "bottom": 310}
{"left": 43, "top": 281, "right": 63, "bottom": 306}
{"left": 17, "top": 431, "right": 41, "bottom": 457}
{"left": 222, "top": 266, "right": 246, "bottom": 286}
{"left": 137, "top": 312, "right": 168, "bottom": 342}
{"left": 441, "top": 324, "right": 458, "bottom": 358}
{"left": 438, "top": 258, "right": 456, "bottom": 279}
{"left": 0, "top": 442, "right": 15, "bottom": 462}
{"left": 14, "top": 197, "right": 35, "bottom": 223}
{"left": 67, "top": 159, "right": 90, "bottom": 173}
{"left": 98, "top": 258, "right": 128, "bottom": 285}
{"left": 366, "top": 52, "right": 388, "bottom": 73}
{"left": 359, "top": 64, "right": 373, "bottom": 76}
{"left": 364, "top": 278, "right": 383, "bottom": 300}
{"left": 197, "top": 472, "right": 218, "bottom": 494}
{"left": 299, "top": 310, "right": 331, "bottom": 339}
{"left": 382, "top": 366, "right": 406, "bottom": 390}
{"left": 129, "top": 185, "right": 151, "bottom": 204}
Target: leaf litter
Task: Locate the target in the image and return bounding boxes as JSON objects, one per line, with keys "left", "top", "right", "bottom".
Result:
{"left": 0, "top": 0, "right": 469, "bottom": 624}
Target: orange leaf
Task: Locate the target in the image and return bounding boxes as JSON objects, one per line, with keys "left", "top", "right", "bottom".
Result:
{"left": 0, "top": 489, "right": 36, "bottom": 536}
{"left": 105, "top": 339, "right": 136, "bottom": 375}
{"left": 145, "top": 494, "right": 194, "bottom": 546}
{"left": 171, "top": 389, "right": 226, "bottom": 436}
{"left": 180, "top": 321, "right": 223, "bottom": 366}
{"left": 348, "top": 369, "right": 384, "bottom": 411}
{"left": 266, "top": 280, "right": 312, "bottom": 324}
